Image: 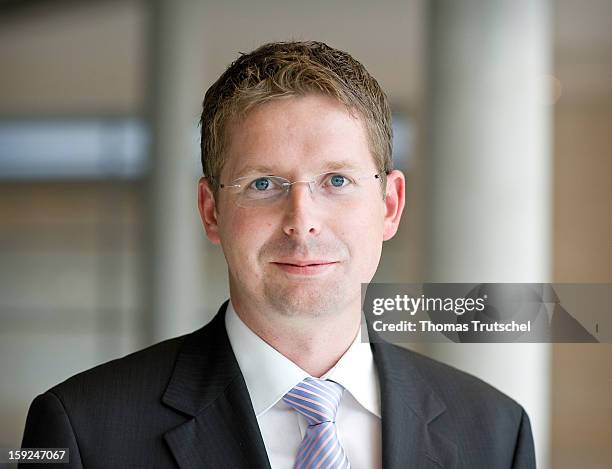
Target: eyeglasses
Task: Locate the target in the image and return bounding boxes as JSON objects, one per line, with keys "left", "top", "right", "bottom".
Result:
{"left": 218, "top": 170, "right": 386, "bottom": 207}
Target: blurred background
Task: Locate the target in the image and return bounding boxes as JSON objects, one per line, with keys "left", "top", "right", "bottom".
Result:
{"left": 0, "top": 0, "right": 610, "bottom": 468}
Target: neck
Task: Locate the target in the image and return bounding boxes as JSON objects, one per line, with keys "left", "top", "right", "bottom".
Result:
{"left": 230, "top": 297, "right": 361, "bottom": 377}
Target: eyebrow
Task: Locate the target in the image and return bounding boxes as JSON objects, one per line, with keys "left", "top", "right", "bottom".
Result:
{"left": 233, "top": 165, "right": 276, "bottom": 178}
{"left": 233, "top": 160, "right": 360, "bottom": 179}
{"left": 321, "top": 160, "right": 360, "bottom": 172}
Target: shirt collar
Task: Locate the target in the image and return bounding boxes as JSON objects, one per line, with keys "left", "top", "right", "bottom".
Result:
{"left": 225, "top": 300, "right": 381, "bottom": 419}
{"left": 322, "top": 322, "right": 381, "bottom": 418}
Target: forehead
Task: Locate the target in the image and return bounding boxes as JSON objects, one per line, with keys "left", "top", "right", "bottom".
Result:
{"left": 222, "top": 95, "right": 376, "bottom": 179}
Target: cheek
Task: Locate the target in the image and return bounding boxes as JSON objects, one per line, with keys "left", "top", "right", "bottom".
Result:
{"left": 335, "top": 201, "right": 385, "bottom": 260}
{"left": 347, "top": 198, "right": 385, "bottom": 233}
{"left": 219, "top": 211, "right": 274, "bottom": 268}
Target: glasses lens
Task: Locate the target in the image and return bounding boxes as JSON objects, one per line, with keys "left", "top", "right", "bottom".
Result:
{"left": 235, "top": 176, "right": 288, "bottom": 207}
{"left": 316, "top": 171, "right": 359, "bottom": 195}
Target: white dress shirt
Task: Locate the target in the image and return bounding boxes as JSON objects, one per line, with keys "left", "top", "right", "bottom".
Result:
{"left": 225, "top": 300, "right": 382, "bottom": 469}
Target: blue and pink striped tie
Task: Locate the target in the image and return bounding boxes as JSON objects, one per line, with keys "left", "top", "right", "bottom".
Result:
{"left": 282, "top": 377, "right": 351, "bottom": 469}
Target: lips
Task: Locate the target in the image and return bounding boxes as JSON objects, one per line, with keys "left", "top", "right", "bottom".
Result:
{"left": 273, "top": 260, "right": 336, "bottom": 267}
{"left": 271, "top": 260, "right": 339, "bottom": 275}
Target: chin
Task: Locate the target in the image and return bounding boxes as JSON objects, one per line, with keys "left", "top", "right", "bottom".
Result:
{"left": 263, "top": 280, "right": 356, "bottom": 318}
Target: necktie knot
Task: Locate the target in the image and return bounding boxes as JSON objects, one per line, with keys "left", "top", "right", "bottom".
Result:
{"left": 283, "top": 377, "right": 351, "bottom": 468}
{"left": 283, "top": 377, "right": 344, "bottom": 426}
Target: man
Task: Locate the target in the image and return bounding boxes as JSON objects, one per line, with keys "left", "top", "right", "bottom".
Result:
{"left": 21, "top": 41, "right": 535, "bottom": 468}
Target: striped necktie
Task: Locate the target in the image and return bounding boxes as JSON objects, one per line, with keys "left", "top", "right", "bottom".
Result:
{"left": 282, "top": 377, "right": 351, "bottom": 469}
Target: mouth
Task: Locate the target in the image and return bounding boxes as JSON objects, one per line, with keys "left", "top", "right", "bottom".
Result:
{"left": 270, "top": 260, "right": 339, "bottom": 276}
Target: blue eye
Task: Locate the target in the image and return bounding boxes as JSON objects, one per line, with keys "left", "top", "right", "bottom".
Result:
{"left": 252, "top": 178, "right": 271, "bottom": 191}
{"left": 329, "top": 174, "right": 347, "bottom": 187}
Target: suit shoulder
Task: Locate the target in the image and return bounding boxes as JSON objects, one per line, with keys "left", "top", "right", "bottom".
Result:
{"left": 393, "top": 344, "right": 524, "bottom": 416}
{"left": 47, "top": 333, "right": 188, "bottom": 402}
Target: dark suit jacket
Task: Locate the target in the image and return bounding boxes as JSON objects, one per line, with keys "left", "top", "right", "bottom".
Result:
{"left": 21, "top": 300, "right": 536, "bottom": 468}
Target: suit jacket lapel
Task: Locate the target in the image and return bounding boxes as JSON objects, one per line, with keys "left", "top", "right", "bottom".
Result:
{"left": 371, "top": 340, "right": 458, "bottom": 469}
{"left": 162, "top": 301, "right": 271, "bottom": 469}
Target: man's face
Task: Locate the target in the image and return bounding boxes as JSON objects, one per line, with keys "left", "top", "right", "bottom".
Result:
{"left": 198, "top": 94, "right": 404, "bottom": 318}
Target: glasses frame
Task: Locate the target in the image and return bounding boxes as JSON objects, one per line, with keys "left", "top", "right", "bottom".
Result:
{"left": 218, "top": 169, "right": 388, "bottom": 207}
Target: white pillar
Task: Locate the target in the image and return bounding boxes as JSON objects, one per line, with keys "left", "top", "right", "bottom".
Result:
{"left": 424, "top": 1, "right": 552, "bottom": 468}
{"left": 145, "top": 0, "right": 208, "bottom": 342}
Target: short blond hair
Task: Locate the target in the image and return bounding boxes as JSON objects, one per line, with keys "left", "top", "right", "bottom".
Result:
{"left": 200, "top": 41, "right": 393, "bottom": 195}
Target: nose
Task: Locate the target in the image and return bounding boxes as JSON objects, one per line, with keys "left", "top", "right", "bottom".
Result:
{"left": 282, "top": 182, "right": 322, "bottom": 238}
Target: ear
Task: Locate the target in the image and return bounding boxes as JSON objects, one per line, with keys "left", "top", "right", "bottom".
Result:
{"left": 382, "top": 170, "right": 406, "bottom": 241}
{"left": 197, "top": 177, "right": 221, "bottom": 245}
